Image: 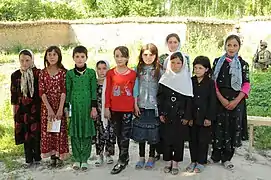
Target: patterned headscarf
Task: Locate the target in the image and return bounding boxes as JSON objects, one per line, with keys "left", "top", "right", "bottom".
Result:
{"left": 20, "top": 49, "right": 35, "bottom": 97}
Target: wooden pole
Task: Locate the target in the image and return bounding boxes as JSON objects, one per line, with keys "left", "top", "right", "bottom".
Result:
{"left": 248, "top": 124, "right": 254, "bottom": 159}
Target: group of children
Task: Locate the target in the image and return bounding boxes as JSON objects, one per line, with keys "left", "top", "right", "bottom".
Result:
{"left": 11, "top": 32, "right": 250, "bottom": 175}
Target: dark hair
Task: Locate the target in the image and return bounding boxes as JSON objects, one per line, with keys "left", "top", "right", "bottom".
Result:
{"left": 96, "top": 60, "right": 107, "bottom": 68}
{"left": 170, "top": 52, "right": 184, "bottom": 63}
{"left": 44, "top": 46, "right": 65, "bottom": 69}
{"left": 225, "top": 35, "right": 241, "bottom": 47}
{"left": 193, "top": 56, "right": 212, "bottom": 76}
{"left": 19, "top": 50, "right": 32, "bottom": 59}
{"left": 73, "top": 45, "right": 88, "bottom": 58}
{"left": 166, "top": 33, "right": 180, "bottom": 43}
{"left": 136, "top": 43, "right": 161, "bottom": 78}
{"left": 113, "top": 46, "right": 129, "bottom": 65}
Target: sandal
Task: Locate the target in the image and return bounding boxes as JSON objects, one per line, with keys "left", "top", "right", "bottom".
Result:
{"left": 194, "top": 163, "right": 205, "bottom": 173}
{"left": 145, "top": 159, "right": 155, "bottom": 169}
{"left": 95, "top": 155, "right": 104, "bottom": 167}
{"left": 106, "top": 156, "right": 114, "bottom": 164}
{"left": 56, "top": 159, "right": 64, "bottom": 168}
{"left": 163, "top": 166, "right": 172, "bottom": 173}
{"left": 223, "top": 161, "right": 234, "bottom": 170}
{"left": 72, "top": 162, "right": 80, "bottom": 170}
{"left": 186, "top": 162, "right": 196, "bottom": 173}
{"left": 22, "top": 163, "right": 33, "bottom": 169}
{"left": 171, "top": 167, "right": 179, "bottom": 175}
{"left": 81, "top": 162, "right": 89, "bottom": 171}
{"left": 207, "top": 158, "right": 219, "bottom": 164}
{"left": 135, "top": 160, "right": 145, "bottom": 169}
{"left": 111, "top": 163, "right": 127, "bottom": 174}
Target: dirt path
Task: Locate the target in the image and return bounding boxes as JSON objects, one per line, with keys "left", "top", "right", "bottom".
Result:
{"left": 1, "top": 141, "right": 271, "bottom": 180}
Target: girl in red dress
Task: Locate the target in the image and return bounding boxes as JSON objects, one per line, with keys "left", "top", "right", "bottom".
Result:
{"left": 39, "top": 46, "right": 69, "bottom": 167}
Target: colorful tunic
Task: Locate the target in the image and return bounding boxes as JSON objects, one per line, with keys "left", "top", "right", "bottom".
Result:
{"left": 11, "top": 68, "right": 41, "bottom": 145}
{"left": 39, "top": 68, "right": 69, "bottom": 160}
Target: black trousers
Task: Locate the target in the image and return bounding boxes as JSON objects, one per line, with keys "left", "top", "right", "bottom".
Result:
{"left": 189, "top": 125, "right": 210, "bottom": 164}
{"left": 163, "top": 140, "right": 184, "bottom": 162}
{"left": 112, "top": 111, "right": 133, "bottom": 165}
{"left": 23, "top": 138, "right": 41, "bottom": 163}
{"left": 155, "top": 123, "right": 164, "bottom": 155}
{"left": 211, "top": 148, "right": 235, "bottom": 163}
{"left": 139, "top": 143, "right": 155, "bottom": 158}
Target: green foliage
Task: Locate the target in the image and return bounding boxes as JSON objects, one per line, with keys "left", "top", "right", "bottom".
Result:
{"left": 1, "top": 0, "right": 271, "bottom": 20}
{"left": 247, "top": 70, "right": 271, "bottom": 149}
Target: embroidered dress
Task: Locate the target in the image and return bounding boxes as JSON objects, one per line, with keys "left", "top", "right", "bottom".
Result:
{"left": 11, "top": 68, "right": 41, "bottom": 163}
{"left": 39, "top": 69, "right": 69, "bottom": 160}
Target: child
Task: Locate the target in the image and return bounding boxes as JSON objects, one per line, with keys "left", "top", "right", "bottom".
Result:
{"left": 157, "top": 51, "right": 193, "bottom": 175}
{"left": 209, "top": 35, "right": 250, "bottom": 170}
{"left": 39, "top": 46, "right": 69, "bottom": 167}
{"left": 159, "top": 33, "right": 190, "bottom": 72}
{"left": 65, "top": 46, "right": 97, "bottom": 170}
{"left": 104, "top": 46, "right": 136, "bottom": 174}
{"left": 132, "top": 43, "right": 161, "bottom": 169}
{"left": 155, "top": 33, "right": 191, "bottom": 160}
{"left": 94, "top": 60, "right": 116, "bottom": 167}
{"left": 186, "top": 56, "right": 216, "bottom": 173}
{"left": 11, "top": 49, "right": 41, "bottom": 168}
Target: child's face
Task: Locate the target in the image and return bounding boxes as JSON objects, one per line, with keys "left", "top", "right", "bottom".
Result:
{"left": 167, "top": 37, "right": 179, "bottom": 52}
{"left": 19, "top": 54, "right": 32, "bottom": 71}
{"left": 73, "top": 52, "right": 87, "bottom": 68}
{"left": 142, "top": 49, "right": 156, "bottom": 65}
{"left": 97, "top": 63, "right": 108, "bottom": 79}
{"left": 194, "top": 64, "right": 207, "bottom": 78}
{"left": 170, "top": 57, "right": 183, "bottom": 73}
{"left": 46, "top": 50, "right": 59, "bottom": 66}
{"left": 225, "top": 38, "right": 240, "bottom": 57}
{"left": 114, "top": 49, "right": 128, "bottom": 67}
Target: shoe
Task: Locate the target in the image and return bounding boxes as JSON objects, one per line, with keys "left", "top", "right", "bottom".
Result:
{"left": 95, "top": 155, "right": 104, "bottom": 167}
{"left": 72, "top": 162, "right": 80, "bottom": 170}
{"left": 81, "top": 162, "right": 89, "bottom": 171}
{"left": 106, "top": 156, "right": 114, "bottom": 164}
{"left": 110, "top": 163, "right": 127, "bottom": 174}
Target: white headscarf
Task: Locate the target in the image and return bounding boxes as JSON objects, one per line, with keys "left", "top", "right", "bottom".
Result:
{"left": 96, "top": 60, "right": 110, "bottom": 128}
{"left": 19, "top": 49, "right": 35, "bottom": 97}
{"left": 159, "top": 51, "right": 193, "bottom": 97}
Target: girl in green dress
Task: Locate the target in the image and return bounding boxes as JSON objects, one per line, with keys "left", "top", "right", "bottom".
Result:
{"left": 65, "top": 46, "right": 98, "bottom": 171}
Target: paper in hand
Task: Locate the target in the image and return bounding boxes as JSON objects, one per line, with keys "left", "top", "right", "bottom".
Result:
{"left": 47, "top": 119, "right": 61, "bottom": 132}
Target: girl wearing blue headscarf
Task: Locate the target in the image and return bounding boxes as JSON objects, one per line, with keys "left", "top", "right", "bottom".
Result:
{"left": 209, "top": 35, "right": 250, "bottom": 170}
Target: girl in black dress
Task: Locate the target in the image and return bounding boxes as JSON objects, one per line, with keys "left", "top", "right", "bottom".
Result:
{"left": 209, "top": 35, "right": 250, "bottom": 170}
{"left": 186, "top": 56, "right": 216, "bottom": 173}
{"left": 157, "top": 51, "right": 193, "bottom": 175}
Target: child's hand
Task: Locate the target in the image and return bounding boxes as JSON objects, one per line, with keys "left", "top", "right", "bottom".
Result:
{"left": 134, "top": 104, "right": 141, "bottom": 117}
{"left": 91, "top": 108, "right": 97, "bottom": 120}
{"left": 47, "top": 107, "right": 55, "bottom": 120}
{"left": 105, "top": 108, "right": 111, "bottom": 119}
{"left": 188, "top": 120, "right": 193, "bottom": 126}
{"left": 182, "top": 119, "right": 189, "bottom": 125}
{"left": 204, "top": 119, "right": 211, "bottom": 127}
{"left": 159, "top": 115, "right": 165, "bottom": 123}
{"left": 225, "top": 99, "right": 239, "bottom": 110}
{"left": 64, "top": 108, "right": 69, "bottom": 118}
{"left": 220, "top": 98, "right": 230, "bottom": 108}
{"left": 55, "top": 108, "right": 63, "bottom": 120}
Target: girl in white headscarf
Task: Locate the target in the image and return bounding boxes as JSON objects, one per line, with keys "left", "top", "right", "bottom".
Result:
{"left": 11, "top": 49, "right": 41, "bottom": 168}
{"left": 157, "top": 51, "right": 193, "bottom": 175}
{"left": 94, "top": 60, "right": 116, "bottom": 167}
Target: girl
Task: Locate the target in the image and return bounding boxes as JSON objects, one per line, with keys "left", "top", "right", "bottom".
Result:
{"left": 132, "top": 43, "right": 161, "bottom": 169}
{"left": 94, "top": 60, "right": 116, "bottom": 167}
{"left": 156, "top": 33, "right": 191, "bottom": 160}
{"left": 159, "top": 33, "right": 191, "bottom": 72}
{"left": 157, "top": 51, "right": 193, "bottom": 175}
{"left": 209, "top": 35, "right": 250, "bottom": 170}
{"left": 186, "top": 56, "right": 216, "bottom": 173}
{"left": 65, "top": 46, "right": 97, "bottom": 171}
{"left": 39, "top": 46, "right": 69, "bottom": 167}
{"left": 104, "top": 46, "right": 136, "bottom": 174}
{"left": 11, "top": 49, "right": 41, "bottom": 168}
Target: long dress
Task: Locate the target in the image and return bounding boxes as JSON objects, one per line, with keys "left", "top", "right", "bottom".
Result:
{"left": 66, "top": 68, "right": 97, "bottom": 162}
{"left": 39, "top": 68, "right": 69, "bottom": 160}
{"left": 11, "top": 68, "right": 41, "bottom": 163}
{"left": 211, "top": 57, "right": 250, "bottom": 163}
